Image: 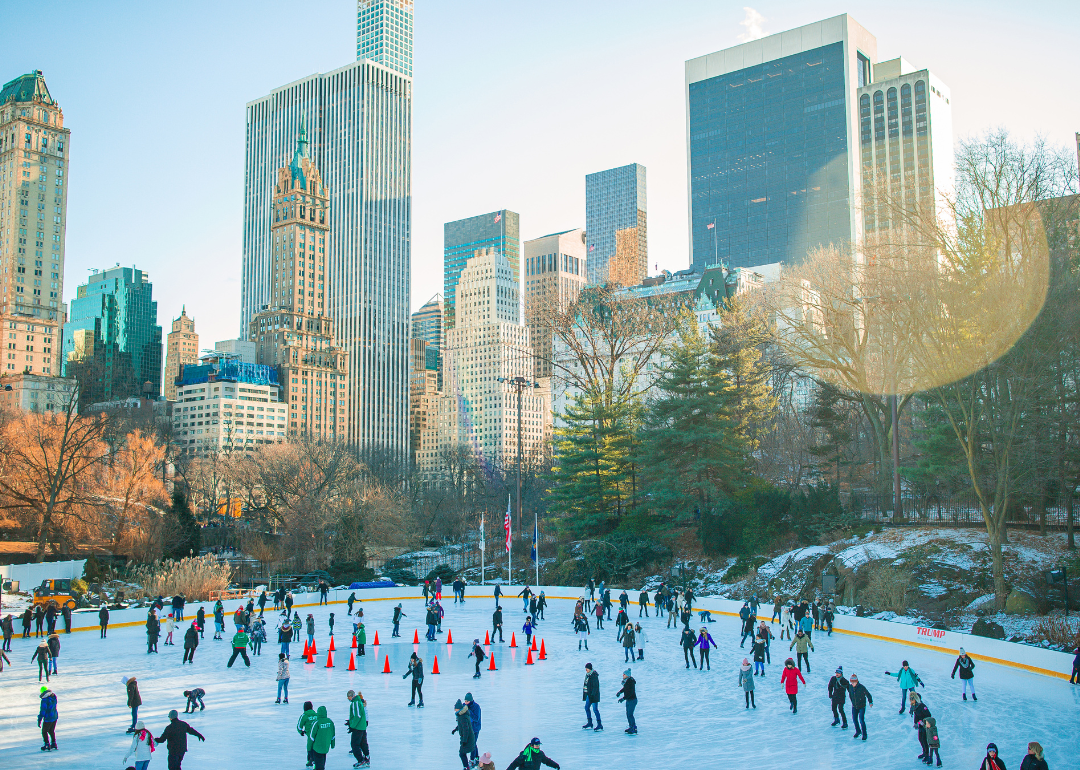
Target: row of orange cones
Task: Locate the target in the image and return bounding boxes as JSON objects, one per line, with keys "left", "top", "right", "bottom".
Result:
{"left": 301, "top": 636, "right": 547, "bottom": 672}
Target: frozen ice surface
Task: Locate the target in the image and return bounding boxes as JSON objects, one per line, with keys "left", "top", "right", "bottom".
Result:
{"left": 1, "top": 595, "right": 1078, "bottom": 769}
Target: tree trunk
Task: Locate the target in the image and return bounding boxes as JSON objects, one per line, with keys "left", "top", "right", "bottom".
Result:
{"left": 988, "top": 525, "right": 1007, "bottom": 611}
{"left": 1067, "top": 492, "right": 1076, "bottom": 551}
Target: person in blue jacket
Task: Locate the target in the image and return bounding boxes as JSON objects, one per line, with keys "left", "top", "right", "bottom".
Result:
{"left": 1071, "top": 646, "right": 1080, "bottom": 684}
{"left": 522, "top": 616, "right": 535, "bottom": 647}
{"left": 885, "top": 661, "right": 924, "bottom": 713}
{"left": 38, "top": 685, "right": 58, "bottom": 751}
{"left": 464, "top": 692, "right": 482, "bottom": 766}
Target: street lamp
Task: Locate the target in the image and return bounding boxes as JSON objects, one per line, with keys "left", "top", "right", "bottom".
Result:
{"left": 498, "top": 375, "right": 539, "bottom": 580}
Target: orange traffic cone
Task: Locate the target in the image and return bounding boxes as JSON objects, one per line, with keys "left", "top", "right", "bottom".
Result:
{"left": 539, "top": 640, "right": 546, "bottom": 660}
{"left": 329, "top": 636, "right": 336, "bottom": 652}
{"left": 509, "top": 633, "right": 517, "bottom": 648}
{"left": 310, "top": 641, "right": 317, "bottom": 655}
{"left": 526, "top": 649, "right": 534, "bottom": 665}
{"left": 484, "top": 630, "right": 490, "bottom": 645}
{"left": 302, "top": 639, "right": 310, "bottom": 657}
{"left": 488, "top": 652, "right": 497, "bottom": 670}
{"left": 373, "top": 630, "right": 380, "bottom": 645}
{"left": 382, "top": 654, "right": 392, "bottom": 673}
{"left": 531, "top": 636, "right": 538, "bottom": 652}
{"left": 412, "top": 629, "right": 419, "bottom": 644}
{"left": 351, "top": 634, "right": 358, "bottom": 649}
{"left": 431, "top": 655, "right": 440, "bottom": 674}
{"left": 306, "top": 646, "right": 315, "bottom": 664}
{"left": 325, "top": 649, "right": 334, "bottom": 668}
{"left": 446, "top": 629, "right": 453, "bottom": 644}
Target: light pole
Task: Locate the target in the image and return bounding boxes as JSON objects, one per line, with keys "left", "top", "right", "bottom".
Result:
{"left": 498, "top": 375, "right": 539, "bottom": 577}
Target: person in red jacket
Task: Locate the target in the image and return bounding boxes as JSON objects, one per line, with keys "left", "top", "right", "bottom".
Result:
{"left": 781, "top": 657, "right": 805, "bottom": 714}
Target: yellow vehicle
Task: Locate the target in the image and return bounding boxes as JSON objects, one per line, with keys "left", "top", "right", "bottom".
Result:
{"left": 33, "top": 579, "right": 79, "bottom": 611}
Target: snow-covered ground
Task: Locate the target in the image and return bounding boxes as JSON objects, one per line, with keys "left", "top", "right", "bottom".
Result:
{"left": 1, "top": 595, "right": 1077, "bottom": 769}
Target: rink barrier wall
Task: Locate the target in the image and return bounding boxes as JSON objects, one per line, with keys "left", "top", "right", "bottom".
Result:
{"left": 6, "top": 584, "right": 1072, "bottom": 681}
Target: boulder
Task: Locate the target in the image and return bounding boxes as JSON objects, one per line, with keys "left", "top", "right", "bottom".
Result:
{"left": 971, "top": 618, "right": 1005, "bottom": 640}
{"left": 1004, "top": 590, "right": 1039, "bottom": 615}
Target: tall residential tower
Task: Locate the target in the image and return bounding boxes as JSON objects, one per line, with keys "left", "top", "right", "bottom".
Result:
{"left": 523, "top": 228, "right": 586, "bottom": 379}
{"left": 357, "top": 0, "right": 414, "bottom": 78}
{"left": 443, "top": 210, "right": 519, "bottom": 332}
{"left": 585, "top": 164, "right": 647, "bottom": 286}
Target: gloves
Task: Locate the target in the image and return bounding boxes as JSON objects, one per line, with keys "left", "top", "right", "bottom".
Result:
{"left": 198, "top": 736, "right": 205, "bottom": 742}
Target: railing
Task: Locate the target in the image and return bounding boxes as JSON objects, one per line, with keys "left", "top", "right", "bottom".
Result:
{"left": 850, "top": 491, "right": 1076, "bottom": 529}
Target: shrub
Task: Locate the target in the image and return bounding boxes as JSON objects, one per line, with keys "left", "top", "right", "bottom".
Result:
{"left": 131, "top": 554, "right": 232, "bottom": 601}
{"left": 424, "top": 563, "right": 457, "bottom": 585}
{"left": 861, "top": 563, "right": 911, "bottom": 613}
{"left": 1031, "top": 613, "right": 1080, "bottom": 649}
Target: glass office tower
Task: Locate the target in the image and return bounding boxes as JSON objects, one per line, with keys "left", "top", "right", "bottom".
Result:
{"left": 685, "top": 15, "right": 877, "bottom": 270}
{"left": 585, "top": 163, "right": 647, "bottom": 286}
{"left": 357, "top": 0, "right": 413, "bottom": 78}
{"left": 443, "top": 210, "right": 519, "bottom": 331}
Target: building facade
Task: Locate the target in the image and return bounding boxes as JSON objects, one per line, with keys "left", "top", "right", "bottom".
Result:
{"left": 249, "top": 133, "right": 349, "bottom": 440}
{"left": 0, "top": 70, "right": 69, "bottom": 375}
{"left": 61, "top": 266, "right": 162, "bottom": 405}
{"left": 357, "top": 0, "right": 414, "bottom": 78}
{"left": 243, "top": 57, "right": 411, "bottom": 455}
{"left": 523, "top": 228, "right": 586, "bottom": 379}
{"left": 164, "top": 307, "right": 198, "bottom": 401}
{"left": 408, "top": 337, "right": 439, "bottom": 466}
{"left": 443, "top": 210, "right": 519, "bottom": 332}
{"left": 0, "top": 371, "right": 76, "bottom": 414}
{"left": 213, "top": 338, "right": 257, "bottom": 364}
{"left": 419, "top": 248, "right": 542, "bottom": 482}
{"left": 585, "top": 164, "right": 647, "bottom": 286}
{"left": 172, "top": 357, "right": 285, "bottom": 457}
{"left": 685, "top": 15, "right": 878, "bottom": 271}
{"left": 411, "top": 293, "right": 443, "bottom": 387}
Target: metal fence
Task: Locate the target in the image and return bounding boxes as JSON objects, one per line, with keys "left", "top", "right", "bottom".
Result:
{"left": 850, "top": 491, "right": 1076, "bottom": 528}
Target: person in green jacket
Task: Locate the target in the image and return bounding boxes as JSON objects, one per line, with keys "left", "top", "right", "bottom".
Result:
{"left": 347, "top": 689, "right": 369, "bottom": 767}
{"left": 356, "top": 622, "right": 367, "bottom": 657}
{"left": 297, "top": 701, "right": 319, "bottom": 767}
{"left": 309, "top": 705, "right": 335, "bottom": 770}
{"left": 885, "top": 660, "right": 924, "bottom": 714}
{"left": 789, "top": 630, "right": 814, "bottom": 672}
{"left": 227, "top": 629, "right": 251, "bottom": 667}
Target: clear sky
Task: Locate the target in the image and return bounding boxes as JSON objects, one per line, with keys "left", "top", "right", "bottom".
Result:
{"left": 2, "top": 1, "right": 1077, "bottom": 347}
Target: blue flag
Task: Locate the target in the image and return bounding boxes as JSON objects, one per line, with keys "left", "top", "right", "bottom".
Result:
{"left": 531, "top": 524, "right": 537, "bottom": 563}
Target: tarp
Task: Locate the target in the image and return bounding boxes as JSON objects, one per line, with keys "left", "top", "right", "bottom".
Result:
{"left": 348, "top": 580, "right": 397, "bottom": 589}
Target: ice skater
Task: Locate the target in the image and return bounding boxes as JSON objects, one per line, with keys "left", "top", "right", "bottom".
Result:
{"left": 355, "top": 621, "right": 367, "bottom": 656}
{"left": 227, "top": 627, "right": 251, "bottom": 667}
{"left": 573, "top": 610, "right": 590, "bottom": 650}
{"left": 951, "top": 648, "right": 977, "bottom": 700}
{"left": 978, "top": 743, "right": 1004, "bottom": 770}
{"left": 392, "top": 604, "right": 405, "bottom": 637}
{"left": 31, "top": 640, "right": 51, "bottom": 682}
{"left": 164, "top": 613, "right": 176, "bottom": 645}
{"left": 155, "top": 709, "right": 205, "bottom": 769}
{"left": 404, "top": 652, "right": 425, "bottom": 707}
{"left": 98, "top": 605, "right": 109, "bottom": 639}
{"left": 616, "top": 668, "right": 638, "bottom": 732}
{"left": 680, "top": 626, "right": 698, "bottom": 669}
{"left": 633, "top": 622, "right": 647, "bottom": 660}
{"left": 464, "top": 693, "right": 481, "bottom": 765}
{"left": 885, "top": 660, "right": 924, "bottom": 713}
{"left": 276, "top": 653, "right": 290, "bottom": 703}
{"left": 923, "top": 714, "right": 942, "bottom": 767}
{"left": 122, "top": 720, "right": 154, "bottom": 769}
{"left": 697, "top": 626, "right": 716, "bottom": 670}
{"left": 522, "top": 615, "right": 535, "bottom": 647}
{"left": 789, "top": 629, "right": 813, "bottom": 672}
{"left": 848, "top": 673, "right": 873, "bottom": 740}
{"left": 469, "top": 638, "right": 487, "bottom": 678}
{"left": 781, "top": 658, "right": 805, "bottom": 713}
{"left": 298, "top": 701, "right": 319, "bottom": 766}
{"left": 452, "top": 699, "right": 476, "bottom": 770}
{"left": 123, "top": 675, "right": 142, "bottom": 733}
{"left": 183, "top": 687, "right": 206, "bottom": 713}
{"left": 347, "top": 689, "right": 370, "bottom": 767}
{"left": 828, "top": 667, "right": 849, "bottom": 727}
{"left": 738, "top": 659, "right": 756, "bottom": 708}
{"left": 910, "top": 692, "right": 932, "bottom": 763}
{"left": 619, "top": 622, "right": 635, "bottom": 662}
{"left": 582, "top": 663, "right": 602, "bottom": 731}
{"left": 37, "top": 685, "right": 58, "bottom": 751}
{"left": 492, "top": 606, "right": 504, "bottom": 643}
{"left": 1071, "top": 647, "right": 1080, "bottom": 684}
{"left": 505, "top": 737, "right": 560, "bottom": 769}
{"left": 638, "top": 589, "right": 650, "bottom": 617}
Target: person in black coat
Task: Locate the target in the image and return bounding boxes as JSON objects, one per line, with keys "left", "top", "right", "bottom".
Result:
{"left": 196, "top": 607, "right": 206, "bottom": 639}
{"left": 582, "top": 663, "right": 602, "bottom": 730}
{"left": 828, "top": 668, "right": 849, "bottom": 727}
{"left": 61, "top": 604, "right": 72, "bottom": 634}
{"left": 98, "top": 605, "right": 109, "bottom": 639}
{"left": 469, "top": 638, "right": 486, "bottom": 678}
{"left": 910, "top": 692, "right": 932, "bottom": 763}
{"left": 404, "top": 652, "right": 424, "bottom": 707}
{"left": 22, "top": 607, "right": 33, "bottom": 638}
{"left": 492, "top": 607, "right": 504, "bottom": 643}
{"left": 451, "top": 699, "right": 475, "bottom": 770}
{"left": 848, "top": 673, "right": 873, "bottom": 740}
{"left": 616, "top": 669, "right": 638, "bottom": 734}
{"left": 183, "top": 623, "right": 199, "bottom": 664}
{"left": 155, "top": 709, "right": 205, "bottom": 769}
{"left": 505, "top": 737, "right": 560, "bottom": 770}
{"left": 680, "top": 627, "right": 698, "bottom": 669}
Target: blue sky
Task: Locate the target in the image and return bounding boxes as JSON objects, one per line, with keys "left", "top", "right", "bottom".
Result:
{"left": 2, "top": 1, "right": 1077, "bottom": 346}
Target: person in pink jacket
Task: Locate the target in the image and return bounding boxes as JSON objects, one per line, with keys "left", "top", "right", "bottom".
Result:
{"left": 781, "top": 657, "right": 806, "bottom": 714}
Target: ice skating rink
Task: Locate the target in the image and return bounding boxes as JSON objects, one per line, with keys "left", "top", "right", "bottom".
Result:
{"left": 2, "top": 595, "right": 1077, "bottom": 769}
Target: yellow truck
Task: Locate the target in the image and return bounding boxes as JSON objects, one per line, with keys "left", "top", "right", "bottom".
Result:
{"left": 32, "top": 579, "right": 79, "bottom": 610}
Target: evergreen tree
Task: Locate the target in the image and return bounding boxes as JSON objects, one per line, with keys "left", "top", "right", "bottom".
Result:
{"left": 165, "top": 488, "right": 201, "bottom": 561}
{"left": 808, "top": 381, "right": 853, "bottom": 485}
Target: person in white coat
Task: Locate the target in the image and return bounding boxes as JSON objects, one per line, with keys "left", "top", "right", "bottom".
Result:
{"left": 122, "top": 720, "right": 155, "bottom": 770}
{"left": 163, "top": 615, "right": 177, "bottom": 646}
{"left": 633, "top": 622, "right": 648, "bottom": 660}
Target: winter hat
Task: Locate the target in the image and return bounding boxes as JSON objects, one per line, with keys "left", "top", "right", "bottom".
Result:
{"left": 835, "top": 667, "right": 843, "bottom": 674}
{"left": 347, "top": 690, "right": 356, "bottom": 699}
{"left": 902, "top": 660, "right": 909, "bottom": 666}
{"left": 479, "top": 753, "right": 492, "bottom": 763}
{"left": 741, "top": 661, "right": 751, "bottom": 671}
{"left": 623, "top": 669, "right": 631, "bottom": 677}
{"left": 987, "top": 743, "right": 998, "bottom": 753}
{"left": 168, "top": 710, "right": 178, "bottom": 720}
{"left": 40, "top": 685, "right": 48, "bottom": 694}
{"left": 121, "top": 676, "right": 129, "bottom": 685}
{"left": 134, "top": 721, "right": 145, "bottom": 731}
{"left": 742, "top": 658, "right": 750, "bottom": 666}
{"left": 530, "top": 737, "right": 542, "bottom": 745}
{"left": 958, "top": 648, "right": 965, "bottom": 655}
{"left": 473, "top": 638, "right": 480, "bottom": 645}
{"left": 850, "top": 673, "right": 859, "bottom": 681}
{"left": 464, "top": 693, "right": 473, "bottom": 702}
{"left": 454, "top": 699, "right": 463, "bottom": 709}
{"left": 585, "top": 663, "right": 593, "bottom": 670}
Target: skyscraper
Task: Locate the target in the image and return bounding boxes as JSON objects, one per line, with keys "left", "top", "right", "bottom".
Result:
{"left": 61, "top": 266, "right": 163, "bottom": 405}
{"left": 164, "top": 307, "right": 198, "bottom": 401}
{"left": 357, "top": 0, "right": 414, "bottom": 78}
{"left": 0, "top": 70, "right": 69, "bottom": 376}
{"left": 443, "top": 210, "right": 519, "bottom": 332}
{"left": 685, "top": 15, "right": 877, "bottom": 270}
{"left": 249, "top": 132, "right": 349, "bottom": 440}
{"left": 243, "top": 54, "right": 411, "bottom": 454}
{"left": 585, "top": 164, "right": 647, "bottom": 286}
{"left": 523, "top": 229, "right": 586, "bottom": 379}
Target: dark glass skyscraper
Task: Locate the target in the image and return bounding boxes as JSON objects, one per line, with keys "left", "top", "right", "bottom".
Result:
{"left": 585, "top": 163, "right": 647, "bottom": 286}
{"left": 443, "top": 210, "right": 519, "bottom": 331}
{"left": 685, "top": 15, "right": 877, "bottom": 270}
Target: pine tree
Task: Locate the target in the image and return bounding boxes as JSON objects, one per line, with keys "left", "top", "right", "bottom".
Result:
{"left": 808, "top": 381, "right": 853, "bottom": 485}
{"left": 165, "top": 488, "right": 202, "bottom": 561}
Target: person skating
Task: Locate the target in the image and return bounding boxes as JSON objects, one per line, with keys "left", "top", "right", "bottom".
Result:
{"left": 464, "top": 692, "right": 482, "bottom": 766}
{"left": 1071, "top": 646, "right": 1080, "bottom": 684}
{"left": 1019, "top": 742, "right": 1047, "bottom": 770}
{"left": 297, "top": 701, "right": 319, "bottom": 767}
{"left": 616, "top": 668, "right": 638, "bottom": 733}
{"left": 46, "top": 632, "right": 60, "bottom": 675}
{"left": 828, "top": 667, "right": 849, "bottom": 727}
{"left": 518, "top": 585, "right": 532, "bottom": 613}
{"left": 492, "top": 606, "right": 504, "bottom": 643}
{"left": 697, "top": 626, "right": 716, "bottom": 670}
{"left": 306, "top": 613, "right": 316, "bottom": 647}
{"left": 619, "top": 622, "right": 635, "bottom": 663}
{"left": 318, "top": 580, "right": 330, "bottom": 606}
{"left": 493, "top": 583, "right": 502, "bottom": 608}
{"left": 680, "top": 626, "right": 698, "bottom": 669}
{"left": 61, "top": 602, "right": 72, "bottom": 634}
{"left": 615, "top": 606, "right": 628, "bottom": 630}
{"left": 355, "top": 621, "right": 367, "bottom": 656}
{"left": 155, "top": 709, "right": 205, "bottom": 769}
{"left": 781, "top": 657, "right": 805, "bottom": 714}
{"left": 469, "top": 638, "right": 487, "bottom": 678}
{"left": 529, "top": 594, "right": 539, "bottom": 621}
{"left": 123, "top": 675, "right": 142, "bottom": 732}
{"left": 22, "top": 607, "right": 32, "bottom": 638}
{"left": 258, "top": 589, "right": 268, "bottom": 618}
{"left": 146, "top": 611, "right": 160, "bottom": 654}
{"left": 738, "top": 658, "right": 756, "bottom": 709}
{"left": 285, "top": 590, "right": 294, "bottom": 616}
{"left": 0, "top": 647, "right": 10, "bottom": 672}
{"left": 823, "top": 603, "right": 835, "bottom": 636}
{"left": 347, "top": 689, "right": 370, "bottom": 768}
{"left": 98, "top": 604, "right": 109, "bottom": 639}
{"left": 978, "top": 743, "right": 1006, "bottom": 770}
{"left": 910, "top": 691, "right": 932, "bottom": 763}
{"left": 212, "top": 603, "right": 224, "bottom": 640}
{"left": 740, "top": 614, "right": 756, "bottom": 648}
{"left": 586, "top": 578, "right": 595, "bottom": 611}
{"left": 425, "top": 603, "right": 438, "bottom": 641}
{"left": 31, "top": 640, "right": 51, "bottom": 682}
{"left": 779, "top": 603, "right": 792, "bottom": 640}
{"left": 404, "top": 652, "right": 425, "bottom": 707}
{"left": 163, "top": 613, "right": 176, "bottom": 646}
{"left": 848, "top": 673, "right": 873, "bottom": 740}
{"left": 172, "top": 593, "right": 186, "bottom": 622}
{"left": 522, "top": 615, "right": 535, "bottom": 647}
{"left": 923, "top": 714, "right": 942, "bottom": 767}
{"left": 582, "top": 663, "right": 602, "bottom": 731}
{"left": 196, "top": 606, "right": 206, "bottom": 639}
{"left": 593, "top": 600, "right": 604, "bottom": 630}
{"left": 739, "top": 600, "right": 751, "bottom": 629}
{"left": 37, "top": 684, "right": 58, "bottom": 751}
{"left": 951, "top": 647, "right": 977, "bottom": 701}
{"left": 789, "top": 629, "right": 813, "bottom": 672}
{"left": 276, "top": 652, "right": 291, "bottom": 703}
{"left": 34, "top": 604, "right": 45, "bottom": 636}
{"left": 505, "top": 737, "right": 560, "bottom": 770}
{"left": 452, "top": 699, "right": 476, "bottom": 770}
{"left": 347, "top": 592, "right": 357, "bottom": 616}
{"left": 227, "top": 627, "right": 251, "bottom": 668}
{"left": 536, "top": 591, "right": 546, "bottom": 620}
{"left": 309, "top": 704, "right": 336, "bottom": 770}
{"left": 885, "top": 660, "right": 924, "bottom": 713}
{"left": 603, "top": 588, "right": 613, "bottom": 620}
{"left": 183, "top": 687, "right": 205, "bottom": 713}
{"left": 250, "top": 616, "right": 265, "bottom": 656}
{"left": 633, "top": 622, "right": 647, "bottom": 660}
{"left": 637, "top": 589, "right": 649, "bottom": 618}
{"left": 122, "top": 720, "right": 155, "bottom": 769}
{"left": 392, "top": 603, "right": 405, "bottom": 638}
{"left": 278, "top": 614, "right": 294, "bottom": 658}
{"left": 329, "top": 612, "right": 336, "bottom": 638}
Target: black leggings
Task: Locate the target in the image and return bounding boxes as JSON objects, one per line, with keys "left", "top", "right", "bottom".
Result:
{"left": 788, "top": 693, "right": 798, "bottom": 712}
{"left": 41, "top": 720, "right": 56, "bottom": 747}
{"left": 227, "top": 647, "right": 250, "bottom": 667}
{"left": 492, "top": 624, "right": 503, "bottom": 642}
{"left": 918, "top": 727, "right": 929, "bottom": 757}
{"left": 699, "top": 648, "right": 710, "bottom": 669}
{"left": 183, "top": 646, "right": 195, "bottom": 663}
{"left": 797, "top": 652, "right": 810, "bottom": 672}
{"left": 100, "top": 625, "right": 107, "bottom": 639}
{"left": 411, "top": 679, "right": 423, "bottom": 703}
{"left": 744, "top": 690, "right": 755, "bottom": 707}
{"left": 474, "top": 659, "right": 481, "bottom": 676}
{"left": 683, "top": 647, "right": 697, "bottom": 668}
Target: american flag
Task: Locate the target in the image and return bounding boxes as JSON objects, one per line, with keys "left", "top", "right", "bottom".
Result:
{"left": 494, "top": 213, "right": 502, "bottom": 224}
{"left": 706, "top": 222, "right": 715, "bottom": 230}
{"left": 504, "top": 499, "right": 512, "bottom": 553}
{"left": 589, "top": 244, "right": 594, "bottom": 252}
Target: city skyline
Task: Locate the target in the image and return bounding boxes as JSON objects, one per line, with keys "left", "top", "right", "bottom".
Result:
{"left": 0, "top": 0, "right": 1076, "bottom": 352}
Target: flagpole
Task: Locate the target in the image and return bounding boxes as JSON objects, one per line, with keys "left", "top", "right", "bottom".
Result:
{"left": 507, "top": 494, "right": 512, "bottom": 585}
{"left": 534, "top": 511, "right": 539, "bottom": 586}
{"left": 480, "top": 512, "right": 485, "bottom": 586}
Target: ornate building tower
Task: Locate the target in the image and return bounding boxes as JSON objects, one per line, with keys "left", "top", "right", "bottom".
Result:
{"left": 249, "top": 129, "right": 349, "bottom": 439}
{"left": 164, "top": 307, "right": 198, "bottom": 401}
